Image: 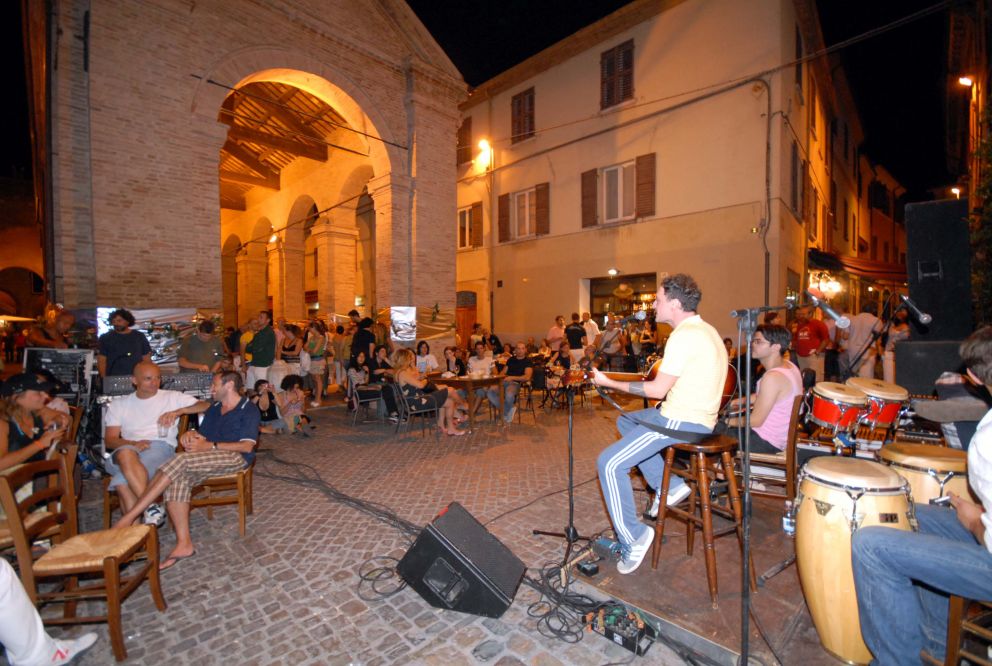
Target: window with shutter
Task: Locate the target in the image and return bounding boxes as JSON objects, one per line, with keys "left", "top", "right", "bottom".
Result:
{"left": 600, "top": 40, "right": 634, "bottom": 109}
{"left": 581, "top": 169, "right": 598, "bottom": 228}
{"left": 512, "top": 189, "right": 537, "bottom": 238}
{"left": 456, "top": 117, "right": 472, "bottom": 165}
{"left": 600, "top": 161, "right": 635, "bottom": 224}
{"left": 511, "top": 88, "right": 535, "bottom": 143}
{"left": 635, "top": 153, "right": 655, "bottom": 218}
{"left": 790, "top": 142, "right": 799, "bottom": 214}
{"left": 457, "top": 206, "right": 472, "bottom": 249}
{"left": 535, "top": 183, "right": 550, "bottom": 235}
{"left": 498, "top": 194, "right": 510, "bottom": 243}
{"left": 470, "top": 201, "right": 483, "bottom": 247}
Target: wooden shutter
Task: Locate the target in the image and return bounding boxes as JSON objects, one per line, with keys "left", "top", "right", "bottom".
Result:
{"left": 535, "top": 183, "right": 550, "bottom": 235}
{"left": 600, "top": 49, "right": 615, "bottom": 109}
{"left": 581, "top": 169, "right": 598, "bottom": 228}
{"left": 618, "top": 40, "right": 634, "bottom": 103}
{"left": 470, "top": 201, "right": 483, "bottom": 247}
{"left": 635, "top": 153, "right": 655, "bottom": 218}
{"left": 456, "top": 117, "right": 472, "bottom": 165}
{"left": 498, "top": 194, "right": 510, "bottom": 243}
{"left": 511, "top": 95, "right": 522, "bottom": 143}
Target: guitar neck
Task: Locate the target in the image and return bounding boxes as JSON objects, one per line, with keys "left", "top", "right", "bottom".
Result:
{"left": 601, "top": 371, "right": 646, "bottom": 383}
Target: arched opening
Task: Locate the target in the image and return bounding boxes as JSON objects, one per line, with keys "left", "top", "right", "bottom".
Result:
{"left": 0, "top": 268, "right": 45, "bottom": 317}
{"left": 355, "top": 187, "right": 376, "bottom": 314}
{"left": 221, "top": 234, "right": 242, "bottom": 326}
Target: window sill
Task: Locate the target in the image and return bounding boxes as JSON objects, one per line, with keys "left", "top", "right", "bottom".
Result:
{"left": 599, "top": 97, "right": 636, "bottom": 115}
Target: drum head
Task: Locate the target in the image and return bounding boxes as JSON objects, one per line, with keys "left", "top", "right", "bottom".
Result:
{"left": 846, "top": 377, "right": 909, "bottom": 401}
{"left": 813, "top": 381, "right": 868, "bottom": 404}
{"left": 880, "top": 442, "right": 968, "bottom": 472}
{"left": 804, "top": 456, "right": 906, "bottom": 489}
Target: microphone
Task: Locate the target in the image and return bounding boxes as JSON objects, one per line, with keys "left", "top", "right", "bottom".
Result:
{"left": 806, "top": 290, "right": 850, "bottom": 329}
{"left": 899, "top": 294, "right": 933, "bottom": 325}
{"left": 621, "top": 311, "right": 647, "bottom": 325}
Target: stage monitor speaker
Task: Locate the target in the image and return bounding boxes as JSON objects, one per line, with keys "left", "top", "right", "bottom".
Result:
{"left": 904, "top": 199, "right": 972, "bottom": 341}
{"left": 398, "top": 502, "right": 525, "bottom": 618}
{"left": 894, "top": 340, "right": 964, "bottom": 396}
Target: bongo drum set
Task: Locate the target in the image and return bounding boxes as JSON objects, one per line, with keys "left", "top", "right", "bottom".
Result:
{"left": 793, "top": 378, "right": 975, "bottom": 663}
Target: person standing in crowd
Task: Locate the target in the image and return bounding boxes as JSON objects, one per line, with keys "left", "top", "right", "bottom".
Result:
{"left": 238, "top": 319, "right": 257, "bottom": 376}
{"left": 277, "top": 324, "right": 303, "bottom": 377}
{"left": 852, "top": 326, "right": 992, "bottom": 664}
{"left": 177, "top": 321, "right": 225, "bottom": 373}
{"left": 245, "top": 310, "right": 275, "bottom": 388}
{"left": 564, "top": 313, "right": 587, "bottom": 364}
{"left": 14, "top": 328, "right": 28, "bottom": 363}
{"left": 305, "top": 320, "right": 328, "bottom": 407}
{"left": 840, "top": 302, "right": 882, "bottom": 378}
{"left": 330, "top": 324, "right": 348, "bottom": 394}
{"left": 486, "top": 328, "right": 502, "bottom": 353}
{"left": 582, "top": 312, "right": 601, "bottom": 348}
{"left": 350, "top": 317, "right": 376, "bottom": 362}
{"left": 97, "top": 309, "right": 152, "bottom": 378}
{"left": 27, "top": 312, "right": 75, "bottom": 349}
{"left": 792, "top": 305, "right": 830, "bottom": 382}
{"left": 547, "top": 315, "right": 566, "bottom": 352}
{"left": 883, "top": 308, "right": 910, "bottom": 384}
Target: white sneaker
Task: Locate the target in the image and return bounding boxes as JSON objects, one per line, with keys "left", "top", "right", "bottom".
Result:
{"left": 142, "top": 503, "right": 166, "bottom": 527}
{"left": 504, "top": 405, "right": 517, "bottom": 423}
{"left": 647, "top": 483, "right": 692, "bottom": 518}
{"left": 51, "top": 632, "right": 98, "bottom": 665}
{"left": 617, "top": 526, "right": 655, "bottom": 575}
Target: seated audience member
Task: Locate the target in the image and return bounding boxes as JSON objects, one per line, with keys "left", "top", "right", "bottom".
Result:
{"left": 442, "top": 346, "right": 467, "bottom": 376}
{"left": 415, "top": 340, "right": 439, "bottom": 375}
{"left": 178, "top": 321, "right": 226, "bottom": 373}
{"left": 114, "top": 371, "right": 260, "bottom": 570}
{"left": 368, "top": 345, "right": 393, "bottom": 384}
{"left": 488, "top": 342, "right": 534, "bottom": 424}
{"left": 252, "top": 379, "right": 286, "bottom": 434}
{"left": 278, "top": 374, "right": 308, "bottom": 436}
{"left": 104, "top": 361, "right": 207, "bottom": 526}
{"left": 467, "top": 342, "right": 493, "bottom": 376}
{"left": 346, "top": 351, "right": 381, "bottom": 414}
{"left": 394, "top": 348, "right": 464, "bottom": 436}
{"left": 851, "top": 326, "right": 992, "bottom": 664}
{"left": 0, "top": 374, "right": 69, "bottom": 472}
{"left": 526, "top": 337, "right": 538, "bottom": 354}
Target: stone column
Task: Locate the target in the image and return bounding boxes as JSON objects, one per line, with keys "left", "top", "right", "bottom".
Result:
{"left": 235, "top": 252, "right": 267, "bottom": 325}
{"left": 267, "top": 239, "right": 305, "bottom": 321}
{"left": 310, "top": 216, "right": 359, "bottom": 319}
{"left": 368, "top": 172, "right": 412, "bottom": 307}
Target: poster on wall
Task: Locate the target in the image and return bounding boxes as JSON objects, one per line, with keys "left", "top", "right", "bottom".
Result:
{"left": 389, "top": 306, "right": 416, "bottom": 343}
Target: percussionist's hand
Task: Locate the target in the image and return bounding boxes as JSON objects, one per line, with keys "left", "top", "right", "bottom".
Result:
{"left": 949, "top": 492, "right": 986, "bottom": 543}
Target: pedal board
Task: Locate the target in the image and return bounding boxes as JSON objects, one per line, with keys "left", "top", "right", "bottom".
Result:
{"left": 586, "top": 606, "right": 657, "bottom": 656}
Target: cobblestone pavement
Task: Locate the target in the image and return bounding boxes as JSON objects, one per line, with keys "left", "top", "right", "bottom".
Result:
{"left": 39, "top": 392, "right": 690, "bottom": 665}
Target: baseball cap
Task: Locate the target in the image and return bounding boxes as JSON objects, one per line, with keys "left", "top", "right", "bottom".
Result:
{"left": 0, "top": 373, "right": 55, "bottom": 398}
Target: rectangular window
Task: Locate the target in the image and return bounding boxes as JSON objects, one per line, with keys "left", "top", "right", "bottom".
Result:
{"left": 795, "top": 27, "right": 803, "bottom": 91}
{"left": 512, "top": 189, "right": 537, "bottom": 239}
{"left": 600, "top": 39, "right": 634, "bottom": 109}
{"left": 808, "top": 189, "right": 819, "bottom": 241}
{"left": 790, "top": 141, "right": 799, "bottom": 213}
{"left": 809, "top": 78, "right": 817, "bottom": 137}
{"left": 600, "top": 162, "right": 636, "bottom": 224}
{"left": 830, "top": 180, "right": 837, "bottom": 229}
{"left": 511, "top": 88, "right": 535, "bottom": 143}
{"left": 457, "top": 207, "right": 472, "bottom": 249}
{"left": 456, "top": 117, "right": 472, "bottom": 165}
{"left": 843, "top": 198, "right": 850, "bottom": 241}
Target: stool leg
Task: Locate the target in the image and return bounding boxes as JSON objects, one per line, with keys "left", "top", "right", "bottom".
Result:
{"left": 651, "top": 448, "right": 676, "bottom": 569}
{"left": 697, "top": 452, "right": 719, "bottom": 607}
{"left": 722, "top": 450, "right": 757, "bottom": 593}
{"left": 944, "top": 595, "right": 966, "bottom": 666}
{"left": 686, "top": 454, "right": 699, "bottom": 556}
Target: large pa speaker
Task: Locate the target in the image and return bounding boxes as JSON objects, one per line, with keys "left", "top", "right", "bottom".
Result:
{"left": 894, "top": 340, "right": 965, "bottom": 396}
{"left": 398, "top": 502, "right": 525, "bottom": 618}
{"left": 904, "top": 199, "right": 972, "bottom": 341}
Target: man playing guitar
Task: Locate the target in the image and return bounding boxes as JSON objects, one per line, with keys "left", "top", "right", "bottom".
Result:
{"left": 591, "top": 273, "right": 728, "bottom": 574}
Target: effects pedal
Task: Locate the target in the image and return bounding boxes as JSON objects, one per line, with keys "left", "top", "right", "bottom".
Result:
{"left": 586, "top": 605, "right": 657, "bottom": 656}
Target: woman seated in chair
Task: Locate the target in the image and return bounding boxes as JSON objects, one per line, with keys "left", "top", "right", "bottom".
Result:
{"left": 394, "top": 348, "right": 465, "bottom": 436}
{"left": 414, "top": 341, "right": 439, "bottom": 376}
{"left": 441, "top": 346, "right": 467, "bottom": 377}
{"left": 545, "top": 341, "right": 571, "bottom": 391}
{"left": 0, "top": 374, "right": 69, "bottom": 472}
{"left": 346, "top": 351, "right": 382, "bottom": 412}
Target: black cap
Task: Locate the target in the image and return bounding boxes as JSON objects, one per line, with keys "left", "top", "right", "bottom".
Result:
{"left": 0, "top": 373, "right": 55, "bottom": 398}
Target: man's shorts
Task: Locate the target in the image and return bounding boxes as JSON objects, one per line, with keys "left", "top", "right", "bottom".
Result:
{"left": 104, "top": 440, "right": 176, "bottom": 490}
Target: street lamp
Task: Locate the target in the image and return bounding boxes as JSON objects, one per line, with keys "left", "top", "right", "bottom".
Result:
{"left": 951, "top": 187, "right": 961, "bottom": 199}
{"left": 959, "top": 76, "right": 974, "bottom": 87}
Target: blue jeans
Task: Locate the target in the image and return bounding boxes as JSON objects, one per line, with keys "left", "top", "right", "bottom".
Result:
{"left": 597, "top": 408, "right": 710, "bottom": 546}
{"left": 487, "top": 381, "right": 521, "bottom": 421}
{"left": 852, "top": 503, "right": 992, "bottom": 664}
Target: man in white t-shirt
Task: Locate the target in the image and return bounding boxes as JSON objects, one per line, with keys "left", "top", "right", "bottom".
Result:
{"left": 103, "top": 362, "right": 208, "bottom": 525}
{"left": 840, "top": 303, "right": 882, "bottom": 378}
{"left": 582, "top": 311, "right": 601, "bottom": 346}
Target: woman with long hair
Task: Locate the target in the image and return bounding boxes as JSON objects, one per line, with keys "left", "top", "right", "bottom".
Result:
{"left": 0, "top": 374, "right": 69, "bottom": 471}
{"left": 393, "top": 348, "right": 464, "bottom": 436}
{"left": 415, "top": 341, "right": 439, "bottom": 375}
{"left": 305, "top": 320, "right": 328, "bottom": 407}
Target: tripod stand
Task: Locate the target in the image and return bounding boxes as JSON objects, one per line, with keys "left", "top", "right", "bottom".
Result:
{"left": 533, "top": 383, "right": 591, "bottom": 580}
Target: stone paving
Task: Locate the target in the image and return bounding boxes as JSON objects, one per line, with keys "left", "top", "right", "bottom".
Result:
{"left": 30, "top": 392, "right": 691, "bottom": 665}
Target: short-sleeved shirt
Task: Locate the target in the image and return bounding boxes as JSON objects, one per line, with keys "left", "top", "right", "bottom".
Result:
{"left": 565, "top": 323, "right": 586, "bottom": 349}
{"left": 467, "top": 355, "right": 493, "bottom": 375}
{"left": 98, "top": 330, "right": 152, "bottom": 377}
{"left": 351, "top": 329, "right": 375, "bottom": 360}
{"left": 198, "top": 397, "right": 260, "bottom": 464}
{"left": 967, "top": 408, "right": 992, "bottom": 553}
{"left": 658, "top": 315, "right": 728, "bottom": 429}
{"left": 178, "top": 334, "right": 225, "bottom": 372}
{"left": 104, "top": 389, "right": 198, "bottom": 448}
{"left": 793, "top": 319, "right": 830, "bottom": 357}
{"left": 504, "top": 355, "right": 534, "bottom": 381}
{"left": 247, "top": 326, "right": 275, "bottom": 367}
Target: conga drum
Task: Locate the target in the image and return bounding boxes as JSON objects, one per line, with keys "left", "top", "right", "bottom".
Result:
{"left": 796, "top": 457, "right": 915, "bottom": 664}
{"left": 879, "top": 442, "right": 970, "bottom": 503}
{"left": 807, "top": 382, "right": 868, "bottom": 435}
{"left": 846, "top": 377, "right": 909, "bottom": 435}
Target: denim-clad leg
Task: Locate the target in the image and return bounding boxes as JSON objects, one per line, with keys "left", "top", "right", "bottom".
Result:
{"left": 852, "top": 503, "right": 992, "bottom": 664}
{"left": 597, "top": 409, "right": 710, "bottom": 546}
{"left": 488, "top": 382, "right": 521, "bottom": 419}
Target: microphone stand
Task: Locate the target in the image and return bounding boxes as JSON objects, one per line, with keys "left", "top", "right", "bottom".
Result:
{"left": 839, "top": 292, "right": 900, "bottom": 382}
{"left": 728, "top": 300, "right": 794, "bottom": 665}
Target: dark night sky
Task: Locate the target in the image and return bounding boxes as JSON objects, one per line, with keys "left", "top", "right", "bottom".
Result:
{"left": 0, "top": 1, "right": 954, "bottom": 197}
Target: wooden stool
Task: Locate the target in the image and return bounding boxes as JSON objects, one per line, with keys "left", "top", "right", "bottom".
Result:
{"left": 923, "top": 595, "right": 992, "bottom": 665}
{"left": 651, "top": 434, "right": 756, "bottom": 608}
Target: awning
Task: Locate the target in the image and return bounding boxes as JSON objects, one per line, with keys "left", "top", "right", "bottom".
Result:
{"left": 807, "top": 248, "right": 908, "bottom": 283}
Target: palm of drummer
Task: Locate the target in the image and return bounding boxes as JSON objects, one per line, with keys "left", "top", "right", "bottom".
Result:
{"left": 851, "top": 326, "right": 992, "bottom": 664}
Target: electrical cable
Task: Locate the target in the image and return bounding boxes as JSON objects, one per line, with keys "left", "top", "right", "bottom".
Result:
{"left": 483, "top": 475, "right": 598, "bottom": 526}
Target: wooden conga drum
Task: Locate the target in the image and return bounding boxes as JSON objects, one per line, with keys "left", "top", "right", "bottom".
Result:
{"left": 879, "top": 442, "right": 971, "bottom": 503}
{"left": 796, "top": 457, "right": 915, "bottom": 664}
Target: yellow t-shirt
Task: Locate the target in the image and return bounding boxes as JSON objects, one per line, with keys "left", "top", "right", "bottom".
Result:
{"left": 240, "top": 331, "right": 255, "bottom": 363}
{"left": 658, "top": 315, "right": 728, "bottom": 429}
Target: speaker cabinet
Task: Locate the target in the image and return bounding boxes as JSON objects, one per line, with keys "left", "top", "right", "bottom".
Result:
{"left": 894, "top": 340, "right": 965, "bottom": 396}
{"left": 905, "top": 199, "right": 972, "bottom": 341}
{"left": 398, "top": 502, "right": 525, "bottom": 618}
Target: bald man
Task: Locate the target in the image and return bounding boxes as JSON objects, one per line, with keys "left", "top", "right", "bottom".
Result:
{"left": 103, "top": 362, "right": 209, "bottom": 525}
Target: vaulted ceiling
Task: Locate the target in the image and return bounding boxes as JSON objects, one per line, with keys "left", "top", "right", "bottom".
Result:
{"left": 218, "top": 82, "right": 351, "bottom": 210}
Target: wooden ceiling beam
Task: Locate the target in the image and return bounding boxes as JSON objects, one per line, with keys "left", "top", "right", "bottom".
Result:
{"left": 251, "top": 94, "right": 324, "bottom": 142}
{"left": 221, "top": 140, "right": 281, "bottom": 181}
{"left": 219, "top": 191, "right": 247, "bottom": 211}
{"left": 228, "top": 126, "right": 327, "bottom": 162}
{"left": 219, "top": 169, "right": 280, "bottom": 190}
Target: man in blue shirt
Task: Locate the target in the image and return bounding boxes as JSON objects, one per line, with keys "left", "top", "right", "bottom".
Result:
{"left": 114, "top": 370, "right": 260, "bottom": 570}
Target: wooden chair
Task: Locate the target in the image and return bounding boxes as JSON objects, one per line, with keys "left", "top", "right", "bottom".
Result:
{"left": 923, "top": 595, "right": 992, "bottom": 665}
{"left": 2, "top": 445, "right": 80, "bottom": 551}
{"left": 66, "top": 405, "right": 84, "bottom": 445}
{"left": 736, "top": 395, "right": 804, "bottom": 503}
{"left": 0, "top": 456, "right": 166, "bottom": 661}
